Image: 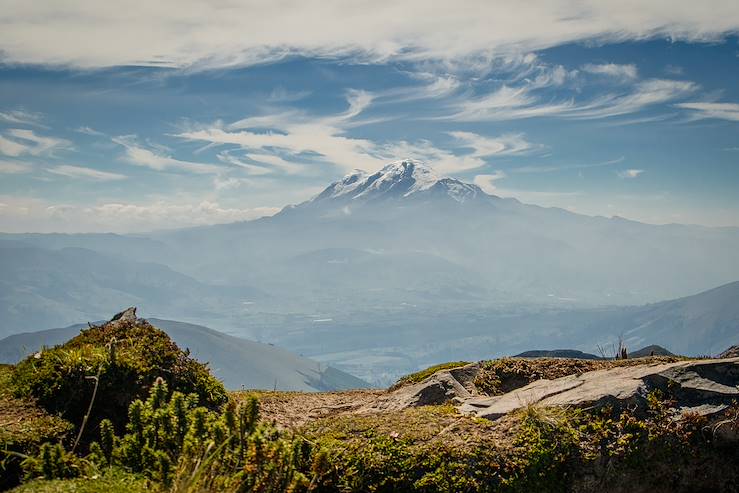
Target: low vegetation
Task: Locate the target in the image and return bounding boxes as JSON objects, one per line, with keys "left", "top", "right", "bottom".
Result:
{"left": 301, "top": 395, "right": 739, "bottom": 492}
{"left": 0, "top": 365, "right": 73, "bottom": 490}
{"left": 2, "top": 325, "right": 738, "bottom": 493}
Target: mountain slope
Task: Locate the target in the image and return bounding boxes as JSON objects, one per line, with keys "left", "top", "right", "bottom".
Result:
{"left": 0, "top": 317, "right": 369, "bottom": 391}
{"left": 1, "top": 160, "right": 739, "bottom": 381}
{"left": 0, "top": 241, "right": 262, "bottom": 336}
{"left": 583, "top": 281, "right": 739, "bottom": 356}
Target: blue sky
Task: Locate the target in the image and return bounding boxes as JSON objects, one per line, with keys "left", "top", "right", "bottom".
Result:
{"left": 0, "top": 1, "right": 738, "bottom": 232}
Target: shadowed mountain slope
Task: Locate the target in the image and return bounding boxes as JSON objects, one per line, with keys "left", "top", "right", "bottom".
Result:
{"left": 0, "top": 316, "right": 369, "bottom": 392}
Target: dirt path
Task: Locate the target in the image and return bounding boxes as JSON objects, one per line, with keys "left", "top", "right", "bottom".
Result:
{"left": 233, "top": 389, "right": 386, "bottom": 429}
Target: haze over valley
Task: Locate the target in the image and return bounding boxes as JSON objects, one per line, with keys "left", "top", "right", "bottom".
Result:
{"left": 2, "top": 161, "right": 738, "bottom": 385}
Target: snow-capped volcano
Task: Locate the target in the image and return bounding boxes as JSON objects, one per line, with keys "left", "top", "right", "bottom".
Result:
{"left": 312, "top": 159, "right": 484, "bottom": 204}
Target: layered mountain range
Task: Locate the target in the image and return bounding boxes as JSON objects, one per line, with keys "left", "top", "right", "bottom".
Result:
{"left": 1, "top": 160, "right": 738, "bottom": 384}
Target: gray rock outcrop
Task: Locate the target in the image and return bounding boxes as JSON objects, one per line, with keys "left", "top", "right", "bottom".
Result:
{"left": 361, "top": 363, "right": 481, "bottom": 412}
{"left": 460, "top": 357, "right": 739, "bottom": 421}
{"left": 110, "top": 307, "right": 137, "bottom": 323}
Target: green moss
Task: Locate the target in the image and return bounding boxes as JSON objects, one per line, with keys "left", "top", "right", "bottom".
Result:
{"left": 10, "top": 469, "right": 149, "bottom": 493}
{"left": 304, "top": 405, "right": 508, "bottom": 492}
{"left": 1, "top": 364, "right": 74, "bottom": 490}
{"left": 390, "top": 361, "right": 470, "bottom": 390}
{"left": 9, "top": 319, "right": 227, "bottom": 445}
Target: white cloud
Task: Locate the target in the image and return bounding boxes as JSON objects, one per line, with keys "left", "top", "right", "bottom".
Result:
{"left": 0, "top": 160, "right": 32, "bottom": 174}
{"left": 0, "top": 128, "right": 72, "bottom": 157}
{"left": 176, "top": 93, "right": 388, "bottom": 173}
{"left": 213, "top": 176, "right": 253, "bottom": 191}
{"left": 618, "top": 169, "right": 645, "bottom": 179}
{"left": 582, "top": 63, "right": 638, "bottom": 80}
{"left": 1, "top": 1, "right": 737, "bottom": 68}
{"left": 216, "top": 152, "right": 274, "bottom": 175}
{"left": 179, "top": 92, "right": 540, "bottom": 175}
{"left": 75, "top": 126, "right": 106, "bottom": 136}
{"left": 473, "top": 171, "right": 507, "bottom": 194}
{"left": 0, "top": 195, "right": 279, "bottom": 233}
{"left": 47, "top": 164, "right": 127, "bottom": 181}
{"left": 112, "top": 135, "right": 222, "bottom": 174}
{"left": 378, "top": 140, "right": 486, "bottom": 174}
{"left": 675, "top": 102, "right": 739, "bottom": 121}
{"left": 0, "top": 135, "right": 28, "bottom": 157}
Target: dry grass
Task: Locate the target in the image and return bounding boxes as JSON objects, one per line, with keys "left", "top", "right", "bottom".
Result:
{"left": 232, "top": 389, "right": 385, "bottom": 429}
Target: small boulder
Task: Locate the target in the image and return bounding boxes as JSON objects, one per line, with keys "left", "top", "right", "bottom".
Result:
{"left": 362, "top": 363, "right": 481, "bottom": 412}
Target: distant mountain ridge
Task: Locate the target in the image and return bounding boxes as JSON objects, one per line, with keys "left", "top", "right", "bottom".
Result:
{"left": 1, "top": 159, "right": 739, "bottom": 382}
{"left": 0, "top": 316, "right": 370, "bottom": 392}
{"left": 515, "top": 349, "right": 601, "bottom": 360}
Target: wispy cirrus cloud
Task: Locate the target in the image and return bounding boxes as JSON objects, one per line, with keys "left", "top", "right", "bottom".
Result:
{"left": 47, "top": 164, "right": 127, "bottom": 181}
{"left": 449, "top": 132, "right": 537, "bottom": 157}
{"left": 675, "top": 102, "right": 739, "bottom": 121}
{"left": 0, "top": 160, "right": 32, "bottom": 174}
{"left": 176, "top": 91, "right": 388, "bottom": 173}
{"left": 112, "top": 135, "right": 222, "bottom": 174}
{"left": 447, "top": 78, "right": 697, "bottom": 122}
{"left": 0, "top": 129, "right": 72, "bottom": 157}
{"left": 177, "top": 90, "right": 540, "bottom": 175}
{"left": 0, "top": 109, "right": 45, "bottom": 127}
{"left": 513, "top": 157, "right": 625, "bottom": 174}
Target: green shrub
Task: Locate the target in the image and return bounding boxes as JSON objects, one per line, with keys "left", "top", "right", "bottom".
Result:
{"left": 83, "top": 379, "right": 312, "bottom": 492}
{"left": 10, "top": 319, "right": 227, "bottom": 445}
{"left": 1, "top": 365, "right": 74, "bottom": 490}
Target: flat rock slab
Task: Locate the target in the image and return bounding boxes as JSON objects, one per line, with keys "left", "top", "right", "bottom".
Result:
{"left": 460, "top": 358, "right": 739, "bottom": 421}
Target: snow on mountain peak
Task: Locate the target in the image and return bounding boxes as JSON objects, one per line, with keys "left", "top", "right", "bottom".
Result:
{"left": 314, "top": 159, "right": 483, "bottom": 204}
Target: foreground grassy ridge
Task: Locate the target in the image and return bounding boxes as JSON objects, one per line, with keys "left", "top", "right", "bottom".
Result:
{"left": 12, "top": 396, "right": 739, "bottom": 493}
{"left": 473, "top": 357, "right": 682, "bottom": 395}
{"left": 9, "top": 319, "right": 227, "bottom": 442}
{"left": 6, "top": 347, "right": 739, "bottom": 493}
